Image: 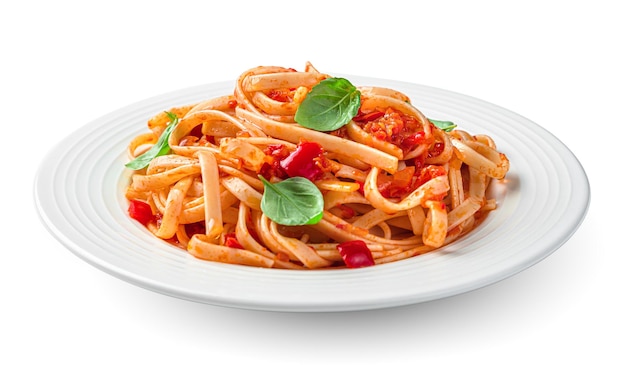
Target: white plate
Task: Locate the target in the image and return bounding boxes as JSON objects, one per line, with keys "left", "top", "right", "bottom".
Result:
{"left": 34, "top": 76, "right": 590, "bottom": 312}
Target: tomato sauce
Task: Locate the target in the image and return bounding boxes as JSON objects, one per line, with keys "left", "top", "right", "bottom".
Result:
{"left": 353, "top": 107, "right": 432, "bottom": 155}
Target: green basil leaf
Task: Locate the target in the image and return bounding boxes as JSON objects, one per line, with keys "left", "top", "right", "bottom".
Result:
{"left": 259, "top": 176, "right": 324, "bottom": 226}
{"left": 294, "top": 77, "right": 361, "bottom": 132}
{"left": 125, "top": 112, "right": 179, "bottom": 170}
{"left": 429, "top": 118, "right": 457, "bottom": 132}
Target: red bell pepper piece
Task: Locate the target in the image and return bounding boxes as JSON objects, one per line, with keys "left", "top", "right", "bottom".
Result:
{"left": 415, "top": 165, "right": 447, "bottom": 187}
{"left": 377, "top": 166, "right": 416, "bottom": 198}
{"left": 279, "top": 141, "right": 325, "bottom": 180}
{"left": 128, "top": 199, "right": 154, "bottom": 226}
{"left": 224, "top": 232, "right": 245, "bottom": 249}
{"left": 353, "top": 110, "right": 385, "bottom": 123}
{"left": 337, "top": 240, "right": 375, "bottom": 268}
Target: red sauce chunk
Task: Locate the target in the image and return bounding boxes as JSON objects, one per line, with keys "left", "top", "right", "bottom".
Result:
{"left": 267, "top": 89, "right": 294, "bottom": 103}
{"left": 337, "top": 240, "right": 375, "bottom": 268}
{"left": 259, "top": 144, "right": 290, "bottom": 180}
{"left": 128, "top": 199, "right": 154, "bottom": 226}
{"left": 224, "top": 232, "right": 245, "bottom": 249}
{"left": 354, "top": 107, "right": 432, "bottom": 154}
{"left": 279, "top": 141, "right": 326, "bottom": 181}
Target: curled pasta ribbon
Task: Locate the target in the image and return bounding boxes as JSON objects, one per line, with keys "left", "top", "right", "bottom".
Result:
{"left": 425, "top": 128, "right": 454, "bottom": 165}
{"left": 317, "top": 211, "right": 422, "bottom": 247}
{"left": 197, "top": 151, "right": 223, "bottom": 239}
{"left": 345, "top": 121, "right": 404, "bottom": 159}
{"left": 265, "top": 216, "right": 333, "bottom": 269}
{"left": 155, "top": 175, "right": 194, "bottom": 239}
{"left": 127, "top": 132, "right": 158, "bottom": 159}
{"left": 147, "top": 105, "right": 196, "bottom": 135}
{"left": 423, "top": 200, "right": 448, "bottom": 248}
{"left": 363, "top": 167, "right": 450, "bottom": 214}
{"left": 188, "top": 234, "right": 274, "bottom": 268}
{"left": 130, "top": 160, "right": 200, "bottom": 192}
{"left": 235, "top": 63, "right": 328, "bottom": 122}
{"left": 450, "top": 138, "right": 509, "bottom": 179}
{"left": 358, "top": 86, "right": 411, "bottom": 102}
{"left": 348, "top": 93, "right": 433, "bottom": 161}
{"left": 220, "top": 176, "right": 262, "bottom": 211}
{"left": 235, "top": 203, "right": 275, "bottom": 259}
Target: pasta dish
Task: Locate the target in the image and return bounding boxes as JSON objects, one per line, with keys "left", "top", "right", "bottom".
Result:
{"left": 124, "top": 62, "right": 510, "bottom": 269}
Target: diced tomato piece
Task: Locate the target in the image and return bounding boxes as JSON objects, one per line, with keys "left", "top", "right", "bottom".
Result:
{"left": 413, "top": 154, "right": 426, "bottom": 169}
{"left": 356, "top": 180, "right": 365, "bottom": 195}
{"left": 377, "top": 166, "right": 416, "bottom": 198}
{"left": 353, "top": 110, "right": 385, "bottom": 123}
{"left": 184, "top": 222, "right": 206, "bottom": 238}
{"left": 275, "top": 251, "right": 290, "bottom": 262}
{"left": 279, "top": 141, "right": 325, "bottom": 180}
{"left": 415, "top": 165, "right": 447, "bottom": 187}
{"left": 355, "top": 107, "right": 433, "bottom": 155}
{"left": 224, "top": 233, "right": 244, "bottom": 249}
{"left": 401, "top": 131, "right": 426, "bottom": 149}
{"left": 267, "top": 89, "right": 292, "bottom": 102}
{"left": 128, "top": 199, "right": 154, "bottom": 226}
{"left": 259, "top": 144, "right": 290, "bottom": 180}
{"left": 189, "top": 123, "right": 204, "bottom": 138}
{"left": 266, "top": 144, "right": 289, "bottom": 157}
{"left": 427, "top": 142, "right": 445, "bottom": 158}
{"left": 337, "top": 204, "right": 356, "bottom": 219}
{"left": 337, "top": 240, "right": 375, "bottom": 268}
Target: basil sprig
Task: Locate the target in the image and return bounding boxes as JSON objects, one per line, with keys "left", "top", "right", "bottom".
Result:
{"left": 125, "top": 112, "right": 179, "bottom": 170}
{"left": 259, "top": 176, "right": 324, "bottom": 226}
{"left": 429, "top": 118, "right": 457, "bottom": 132}
{"left": 294, "top": 77, "right": 361, "bottom": 132}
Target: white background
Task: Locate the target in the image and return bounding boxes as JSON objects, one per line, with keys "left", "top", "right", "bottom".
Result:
{"left": 2, "top": 0, "right": 620, "bottom": 363}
